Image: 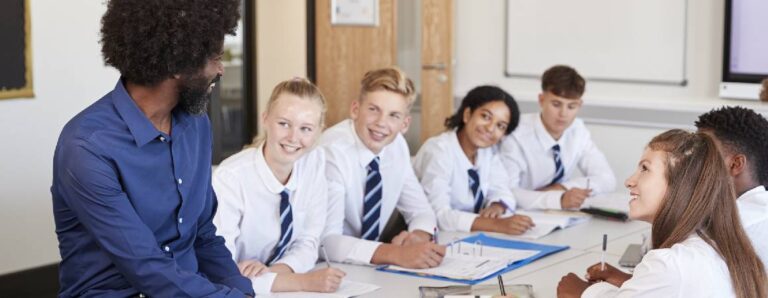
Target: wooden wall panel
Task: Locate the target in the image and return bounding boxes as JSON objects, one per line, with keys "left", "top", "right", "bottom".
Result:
{"left": 315, "top": 0, "right": 397, "bottom": 127}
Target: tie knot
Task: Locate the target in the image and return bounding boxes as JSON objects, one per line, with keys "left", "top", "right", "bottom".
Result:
{"left": 368, "top": 157, "right": 380, "bottom": 172}
{"left": 467, "top": 168, "right": 479, "bottom": 181}
{"left": 552, "top": 144, "right": 561, "bottom": 152}
{"left": 280, "top": 189, "right": 290, "bottom": 201}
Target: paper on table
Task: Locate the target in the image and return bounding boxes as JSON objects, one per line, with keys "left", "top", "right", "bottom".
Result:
{"left": 447, "top": 242, "right": 539, "bottom": 264}
{"left": 387, "top": 254, "right": 509, "bottom": 280}
{"left": 261, "top": 280, "right": 380, "bottom": 298}
{"left": 515, "top": 210, "right": 590, "bottom": 239}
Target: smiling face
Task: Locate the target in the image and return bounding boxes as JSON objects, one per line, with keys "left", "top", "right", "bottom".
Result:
{"left": 262, "top": 92, "right": 323, "bottom": 168}
{"left": 177, "top": 52, "right": 225, "bottom": 115}
{"left": 350, "top": 90, "right": 411, "bottom": 154}
{"left": 625, "top": 148, "right": 669, "bottom": 223}
{"left": 461, "top": 100, "right": 511, "bottom": 149}
{"left": 538, "top": 91, "right": 581, "bottom": 139}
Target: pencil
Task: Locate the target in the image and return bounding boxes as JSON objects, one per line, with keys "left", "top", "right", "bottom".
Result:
{"left": 498, "top": 275, "right": 506, "bottom": 295}
{"left": 601, "top": 234, "right": 607, "bottom": 270}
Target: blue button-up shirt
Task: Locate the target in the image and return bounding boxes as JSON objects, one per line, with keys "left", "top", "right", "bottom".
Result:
{"left": 51, "top": 80, "right": 254, "bottom": 297}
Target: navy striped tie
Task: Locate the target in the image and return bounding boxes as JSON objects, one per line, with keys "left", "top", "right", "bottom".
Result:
{"left": 267, "top": 190, "right": 293, "bottom": 265}
{"left": 551, "top": 144, "right": 565, "bottom": 185}
{"left": 361, "top": 157, "right": 382, "bottom": 241}
{"left": 468, "top": 168, "right": 485, "bottom": 213}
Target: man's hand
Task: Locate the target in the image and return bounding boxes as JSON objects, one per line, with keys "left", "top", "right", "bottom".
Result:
{"left": 557, "top": 273, "right": 590, "bottom": 298}
{"left": 298, "top": 268, "right": 346, "bottom": 293}
{"left": 585, "top": 262, "right": 632, "bottom": 287}
{"left": 237, "top": 259, "right": 269, "bottom": 278}
{"left": 393, "top": 242, "right": 446, "bottom": 269}
{"left": 478, "top": 202, "right": 506, "bottom": 218}
{"left": 560, "top": 188, "right": 591, "bottom": 209}
{"left": 498, "top": 214, "right": 535, "bottom": 235}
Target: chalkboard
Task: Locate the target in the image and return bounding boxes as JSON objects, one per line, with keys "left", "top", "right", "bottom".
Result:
{"left": 505, "top": 0, "right": 688, "bottom": 86}
{"left": 0, "top": 0, "right": 33, "bottom": 99}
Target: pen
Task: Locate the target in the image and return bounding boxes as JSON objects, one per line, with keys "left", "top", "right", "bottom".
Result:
{"left": 433, "top": 226, "right": 439, "bottom": 244}
{"left": 601, "top": 234, "right": 607, "bottom": 271}
{"left": 475, "top": 260, "right": 490, "bottom": 268}
{"left": 587, "top": 178, "right": 591, "bottom": 190}
{"left": 497, "top": 275, "right": 506, "bottom": 295}
{"left": 321, "top": 244, "right": 332, "bottom": 269}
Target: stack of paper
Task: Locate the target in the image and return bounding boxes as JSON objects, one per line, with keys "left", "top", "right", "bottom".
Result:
{"left": 516, "top": 210, "right": 590, "bottom": 239}
{"left": 385, "top": 244, "right": 539, "bottom": 281}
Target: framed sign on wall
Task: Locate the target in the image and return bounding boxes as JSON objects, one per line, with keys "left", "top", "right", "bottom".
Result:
{"left": 1, "top": 0, "right": 33, "bottom": 100}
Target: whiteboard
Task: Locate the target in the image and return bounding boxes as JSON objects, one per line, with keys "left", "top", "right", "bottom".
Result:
{"left": 505, "top": 0, "right": 687, "bottom": 85}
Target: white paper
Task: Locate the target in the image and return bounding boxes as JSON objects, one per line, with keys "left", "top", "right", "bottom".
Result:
{"left": 515, "top": 210, "right": 590, "bottom": 239}
{"left": 262, "top": 280, "right": 380, "bottom": 298}
{"left": 386, "top": 245, "right": 540, "bottom": 280}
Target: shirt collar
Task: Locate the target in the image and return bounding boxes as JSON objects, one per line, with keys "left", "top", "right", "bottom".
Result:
{"left": 448, "top": 129, "right": 475, "bottom": 170}
{"left": 111, "top": 78, "right": 194, "bottom": 147}
{"left": 348, "top": 120, "right": 381, "bottom": 169}
{"left": 112, "top": 79, "right": 162, "bottom": 147}
{"left": 737, "top": 185, "right": 768, "bottom": 227}
{"left": 253, "top": 142, "right": 298, "bottom": 194}
{"left": 533, "top": 113, "right": 558, "bottom": 151}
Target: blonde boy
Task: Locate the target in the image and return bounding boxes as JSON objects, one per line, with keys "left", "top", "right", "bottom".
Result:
{"left": 319, "top": 67, "right": 444, "bottom": 269}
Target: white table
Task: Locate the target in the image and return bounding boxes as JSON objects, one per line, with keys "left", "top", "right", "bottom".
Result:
{"left": 317, "top": 216, "right": 649, "bottom": 297}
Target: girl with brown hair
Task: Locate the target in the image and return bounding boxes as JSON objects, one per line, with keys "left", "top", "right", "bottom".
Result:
{"left": 557, "top": 129, "right": 767, "bottom": 298}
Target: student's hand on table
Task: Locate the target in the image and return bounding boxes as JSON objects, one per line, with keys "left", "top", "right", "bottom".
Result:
{"left": 498, "top": 214, "right": 535, "bottom": 235}
{"left": 238, "top": 259, "right": 269, "bottom": 278}
{"left": 391, "top": 230, "right": 432, "bottom": 246}
{"left": 560, "top": 188, "right": 592, "bottom": 209}
{"left": 479, "top": 202, "right": 506, "bottom": 218}
{"left": 557, "top": 273, "right": 590, "bottom": 298}
{"left": 585, "top": 262, "right": 632, "bottom": 287}
{"left": 395, "top": 242, "right": 446, "bottom": 269}
{"left": 299, "top": 268, "right": 346, "bottom": 293}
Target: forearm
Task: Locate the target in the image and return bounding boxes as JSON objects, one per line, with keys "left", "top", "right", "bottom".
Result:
{"left": 470, "top": 217, "right": 504, "bottom": 233}
{"left": 370, "top": 243, "right": 400, "bottom": 265}
{"left": 271, "top": 273, "right": 305, "bottom": 292}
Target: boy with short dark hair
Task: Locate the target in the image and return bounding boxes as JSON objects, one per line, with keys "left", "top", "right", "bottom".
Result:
{"left": 500, "top": 65, "right": 616, "bottom": 210}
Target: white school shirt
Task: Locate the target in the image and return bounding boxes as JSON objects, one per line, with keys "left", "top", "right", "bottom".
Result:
{"left": 737, "top": 185, "right": 768, "bottom": 268}
{"left": 318, "top": 119, "right": 437, "bottom": 265}
{"left": 412, "top": 130, "right": 517, "bottom": 232}
{"left": 500, "top": 113, "right": 616, "bottom": 210}
{"left": 212, "top": 144, "right": 328, "bottom": 294}
{"left": 582, "top": 234, "right": 735, "bottom": 298}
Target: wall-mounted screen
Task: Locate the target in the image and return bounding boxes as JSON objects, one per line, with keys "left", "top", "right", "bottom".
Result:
{"left": 721, "top": 0, "right": 768, "bottom": 100}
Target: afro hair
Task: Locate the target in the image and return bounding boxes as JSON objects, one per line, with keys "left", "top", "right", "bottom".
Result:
{"left": 695, "top": 106, "right": 768, "bottom": 185}
{"left": 100, "top": 0, "right": 240, "bottom": 86}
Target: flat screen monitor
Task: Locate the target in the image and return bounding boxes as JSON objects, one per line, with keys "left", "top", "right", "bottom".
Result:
{"left": 721, "top": 0, "right": 768, "bottom": 100}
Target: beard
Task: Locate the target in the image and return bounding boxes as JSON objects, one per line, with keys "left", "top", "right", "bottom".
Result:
{"left": 178, "top": 73, "right": 221, "bottom": 115}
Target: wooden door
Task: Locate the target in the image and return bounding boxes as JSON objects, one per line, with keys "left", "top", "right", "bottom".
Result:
{"left": 420, "top": 0, "right": 454, "bottom": 142}
{"left": 315, "top": 0, "right": 398, "bottom": 127}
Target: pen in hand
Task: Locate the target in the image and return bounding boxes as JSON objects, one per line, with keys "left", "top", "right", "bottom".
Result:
{"left": 321, "top": 244, "right": 332, "bottom": 268}
{"left": 601, "top": 234, "right": 607, "bottom": 271}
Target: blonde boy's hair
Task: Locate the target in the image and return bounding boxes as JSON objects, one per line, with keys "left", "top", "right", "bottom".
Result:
{"left": 359, "top": 67, "right": 417, "bottom": 109}
{"left": 249, "top": 77, "right": 327, "bottom": 147}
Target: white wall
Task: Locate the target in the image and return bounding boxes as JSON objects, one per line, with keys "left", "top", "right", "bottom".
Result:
{"left": 0, "top": 1, "right": 119, "bottom": 274}
{"left": 454, "top": 0, "right": 725, "bottom": 103}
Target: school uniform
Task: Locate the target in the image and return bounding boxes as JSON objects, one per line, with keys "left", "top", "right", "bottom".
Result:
{"left": 318, "top": 119, "right": 437, "bottom": 265}
{"left": 412, "top": 130, "right": 517, "bottom": 232}
{"left": 500, "top": 113, "right": 616, "bottom": 210}
{"left": 582, "top": 234, "right": 735, "bottom": 297}
{"left": 213, "top": 144, "right": 328, "bottom": 294}
{"left": 737, "top": 185, "right": 768, "bottom": 268}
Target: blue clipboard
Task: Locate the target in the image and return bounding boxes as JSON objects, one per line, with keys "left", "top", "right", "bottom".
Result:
{"left": 376, "top": 233, "right": 569, "bottom": 284}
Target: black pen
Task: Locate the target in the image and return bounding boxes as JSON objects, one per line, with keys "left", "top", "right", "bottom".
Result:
{"left": 498, "top": 275, "right": 506, "bottom": 295}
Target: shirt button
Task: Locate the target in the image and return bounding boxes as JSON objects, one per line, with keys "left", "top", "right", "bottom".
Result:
{"left": 164, "top": 246, "right": 170, "bottom": 252}
{"left": 159, "top": 136, "right": 166, "bottom": 142}
{"left": 177, "top": 178, "right": 183, "bottom": 185}
{"left": 178, "top": 217, "right": 183, "bottom": 224}
{"left": 139, "top": 294, "right": 146, "bottom": 298}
